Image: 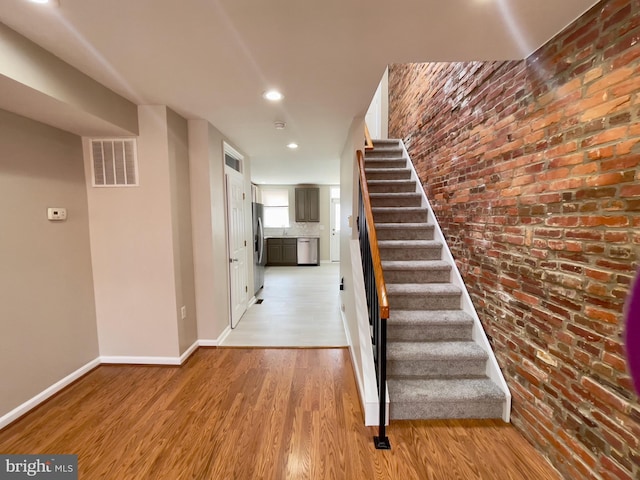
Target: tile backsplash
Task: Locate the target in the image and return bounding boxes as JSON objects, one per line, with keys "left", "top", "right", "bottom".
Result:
{"left": 265, "top": 222, "right": 321, "bottom": 238}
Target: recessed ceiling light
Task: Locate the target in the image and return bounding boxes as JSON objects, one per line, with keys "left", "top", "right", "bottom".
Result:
{"left": 29, "top": 0, "right": 57, "bottom": 4}
{"left": 287, "top": 143, "right": 298, "bottom": 149}
{"left": 263, "top": 90, "right": 283, "bottom": 102}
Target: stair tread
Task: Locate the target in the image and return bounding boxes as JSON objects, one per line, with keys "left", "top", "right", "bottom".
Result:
{"left": 382, "top": 260, "right": 450, "bottom": 271}
{"left": 375, "top": 222, "right": 431, "bottom": 229}
{"left": 378, "top": 240, "right": 441, "bottom": 247}
{"left": 367, "top": 179, "right": 414, "bottom": 184}
{"left": 364, "top": 160, "right": 407, "bottom": 164}
{"left": 365, "top": 167, "right": 410, "bottom": 172}
{"left": 366, "top": 147, "right": 403, "bottom": 152}
{"left": 389, "top": 310, "right": 473, "bottom": 325}
{"left": 373, "top": 206, "right": 425, "bottom": 212}
{"left": 370, "top": 192, "right": 420, "bottom": 198}
{"left": 387, "top": 283, "right": 461, "bottom": 295}
{"left": 387, "top": 378, "right": 505, "bottom": 402}
{"left": 388, "top": 341, "right": 487, "bottom": 360}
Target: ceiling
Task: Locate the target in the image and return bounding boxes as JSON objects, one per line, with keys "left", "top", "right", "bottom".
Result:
{"left": 0, "top": 0, "right": 598, "bottom": 185}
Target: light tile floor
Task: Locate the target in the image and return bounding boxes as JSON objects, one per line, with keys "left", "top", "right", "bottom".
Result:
{"left": 220, "top": 263, "right": 348, "bottom": 347}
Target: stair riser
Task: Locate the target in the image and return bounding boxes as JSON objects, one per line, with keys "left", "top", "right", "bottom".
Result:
{"left": 379, "top": 246, "right": 441, "bottom": 261}
{"left": 367, "top": 182, "right": 416, "bottom": 194}
{"left": 388, "top": 325, "right": 473, "bottom": 342}
{"left": 389, "top": 294, "right": 461, "bottom": 311}
{"left": 365, "top": 159, "right": 407, "bottom": 169}
{"left": 365, "top": 169, "right": 412, "bottom": 180}
{"left": 370, "top": 196, "right": 422, "bottom": 208}
{"left": 390, "top": 401, "right": 504, "bottom": 420}
{"left": 377, "top": 227, "right": 434, "bottom": 241}
{"left": 388, "top": 359, "right": 487, "bottom": 378}
{"left": 385, "top": 268, "right": 450, "bottom": 284}
{"left": 372, "top": 140, "right": 401, "bottom": 148}
{"left": 366, "top": 149, "right": 404, "bottom": 159}
{"left": 374, "top": 210, "right": 428, "bottom": 223}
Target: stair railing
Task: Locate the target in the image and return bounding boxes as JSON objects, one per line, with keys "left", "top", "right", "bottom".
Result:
{"left": 356, "top": 149, "right": 391, "bottom": 450}
{"left": 364, "top": 124, "right": 374, "bottom": 151}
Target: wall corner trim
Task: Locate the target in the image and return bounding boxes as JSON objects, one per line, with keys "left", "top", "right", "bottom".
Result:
{"left": 213, "top": 326, "right": 232, "bottom": 345}
{"left": 179, "top": 341, "right": 199, "bottom": 364}
{"left": 0, "top": 357, "right": 101, "bottom": 430}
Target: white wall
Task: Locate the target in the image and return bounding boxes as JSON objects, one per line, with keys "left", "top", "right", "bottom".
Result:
{"left": 340, "top": 117, "right": 367, "bottom": 384}
{"left": 189, "top": 120, "right": 251, "bottom": 341}
{"left": 83, "top": 106, "right": 181, "bottom": 359}
{"left": 0, "top": 109, "right": 99, "bottom": 418}
{"left": 167, "top": 109, "right": 198, "bottom": 354}
{"left": 0, "top": 23, "right": 138, "bottom": 136}
{"left": 364, "top": 68, "right": 389, "bottom": 140}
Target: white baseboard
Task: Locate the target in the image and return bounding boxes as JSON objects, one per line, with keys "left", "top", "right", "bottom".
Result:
{"left": 179, "top": 341, "right": 200, "bottom": 364}
{"left": 102, "top": 340, "right": 202, "bottom": 366}
{"left": 100, "top": 355, "right": 182, "bottom": 365}
{"left": 0, "top": 357, "right": 101, "bottom": 430}
{"left": 0, "top": 335, "right": 233, "bottom": 431}
{"left": 215, "top": 325, "right": 232, "bottom": 345}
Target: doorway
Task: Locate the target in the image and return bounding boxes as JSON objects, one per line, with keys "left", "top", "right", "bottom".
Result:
{"left": 224, "top": 145, "right": 248, "bottom": 329}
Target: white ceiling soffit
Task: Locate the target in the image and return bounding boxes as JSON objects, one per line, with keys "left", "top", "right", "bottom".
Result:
{"left": 0, "top": 0, "right": 599, "bottom": 185}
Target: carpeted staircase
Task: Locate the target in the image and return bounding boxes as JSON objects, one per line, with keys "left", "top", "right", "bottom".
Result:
{"left": 365, "top": 139, "right": 507, "bottom": 420}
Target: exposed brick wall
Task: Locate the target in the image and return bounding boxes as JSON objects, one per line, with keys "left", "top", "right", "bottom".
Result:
{"left": 388, "top": 1, "right": 640, "bottom": 479}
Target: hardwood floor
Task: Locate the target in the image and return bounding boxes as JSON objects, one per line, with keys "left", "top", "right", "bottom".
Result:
{"left": 0, "top": 348, "right": 560, "bottom": 479}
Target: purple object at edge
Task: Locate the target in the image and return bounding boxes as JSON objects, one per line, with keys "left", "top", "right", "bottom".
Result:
{"left": 626, "top": 270, "right": 640, "bottom": 395}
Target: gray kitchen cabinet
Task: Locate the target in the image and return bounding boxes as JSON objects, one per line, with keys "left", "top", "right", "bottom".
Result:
{"left": 295, "top": 187, "right": 320, "bottom": 222}
{"left": 267, "top": 238, "right": 297, "bottom": 265}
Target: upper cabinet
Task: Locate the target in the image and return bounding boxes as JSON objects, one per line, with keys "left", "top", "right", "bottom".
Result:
{"left": 295, "top": 187, "right": 320, "bottom": 222}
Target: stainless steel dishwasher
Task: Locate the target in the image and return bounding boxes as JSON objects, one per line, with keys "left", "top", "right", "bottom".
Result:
{"left": 297, "top": 237, "right": 318, "bottom": 265}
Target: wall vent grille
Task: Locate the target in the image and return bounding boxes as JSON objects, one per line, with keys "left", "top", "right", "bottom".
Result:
{"left": 91, "top": 139, "right": 138, "bottom": 187}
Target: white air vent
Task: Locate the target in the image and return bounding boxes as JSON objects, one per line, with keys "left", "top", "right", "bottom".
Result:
{"left": 91, "top": 139, "right": 138, "bottom": 187}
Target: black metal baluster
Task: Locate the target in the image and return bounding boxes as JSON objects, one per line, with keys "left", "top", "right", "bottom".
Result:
{"left": 358, "top": 174, "right": 390, "bottom": 450}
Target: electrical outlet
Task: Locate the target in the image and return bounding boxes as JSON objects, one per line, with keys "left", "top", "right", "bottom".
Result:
{"left": 180, "top": 306, "right": 186, "bottom": 320}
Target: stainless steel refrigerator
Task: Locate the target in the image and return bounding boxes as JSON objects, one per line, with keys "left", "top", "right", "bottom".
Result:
{"left": 252, "top": 202, "right": 265, "bottom": 295}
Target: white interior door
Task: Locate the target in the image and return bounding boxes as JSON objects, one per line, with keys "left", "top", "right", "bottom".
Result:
{"left": 330, "top": 198, "right": 340, "bottom": 262}
{"left": 226, "top": 169, "right": 248, "bottom": 328}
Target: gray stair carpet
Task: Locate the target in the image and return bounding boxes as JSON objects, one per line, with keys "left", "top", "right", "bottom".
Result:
{"left": 366, "top": 139, "right": 505, "bottom": 421}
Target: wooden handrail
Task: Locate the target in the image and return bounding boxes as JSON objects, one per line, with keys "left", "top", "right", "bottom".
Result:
{"left": 356, "top": 149, "right": 389, "bottom": 318}
{"left": 364, "top": 124, "right": 374, "bottom": 151}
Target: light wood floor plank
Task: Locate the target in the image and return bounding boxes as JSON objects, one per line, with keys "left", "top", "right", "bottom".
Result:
{"left": 0, "top": 348, "right": 561, "bottom": 479}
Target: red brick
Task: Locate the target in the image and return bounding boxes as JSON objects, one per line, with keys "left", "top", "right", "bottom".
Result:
{"left": 585, "top": 171, "right": 635, "bottom": 187}
{"left": 620, "top": 184, "right": 640, "bottom": 197}
{"left": 571, "top": 162, "right": 599, "bottom": 175}
{"left": 600, "top": 456, "right": 634, "bottom": 480}
{"left": 580, "top": 377, "right": 629, "bottom": 412}
{"left": 584, "top": 306, "right": 618, "bottom": 324}
{"left": 585, "top": 67, "right": 635, "bottom": 96}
